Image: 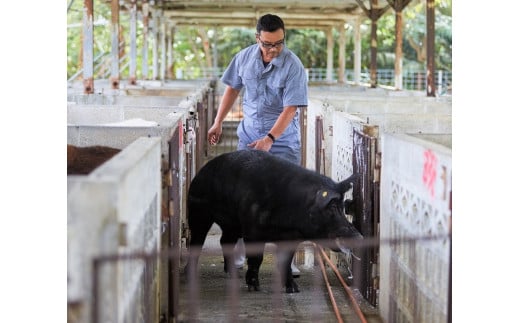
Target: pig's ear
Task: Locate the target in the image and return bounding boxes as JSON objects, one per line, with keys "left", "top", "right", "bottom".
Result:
{"left": 315, "top": 189, "right": 341, "bottom": 209}
{"left": 338, "top": 173, "right": 359, "bottom": 194}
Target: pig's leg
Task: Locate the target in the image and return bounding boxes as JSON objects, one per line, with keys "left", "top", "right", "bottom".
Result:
{"left": 185, "top": 201, "right": 214, "bottom": 278}
{"left": 245, "top": 242, "right": 265, "bottom": 291}
{"left": 220, "top": 228, "right": 241, "bottom": 274}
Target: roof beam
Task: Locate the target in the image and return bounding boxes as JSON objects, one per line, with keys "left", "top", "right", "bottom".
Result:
{"left": 163, "top": 10, "right": 359, "bottom": 26}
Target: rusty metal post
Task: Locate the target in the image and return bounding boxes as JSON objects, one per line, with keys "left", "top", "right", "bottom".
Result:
{"left": 142, "top": 0, "right": 150, "bottom": 80}
{"left": 82, "top": 0, "right": 94, "bottom": 94}
{"left": 152, "top": 8, "right": 159, "bottom": 80}
{"left": 355, "top": 0, "right": 390, "bottom": 88}
{"left": 369, "top": 0, "right": 380, "bottom": 88}
{"left": 352, "top": 126, "right": 380, "bottom": 306}
{"left": 394, "top": 9, "right": 403, "bottom": 90}
{"left": 369, "top": 17, "right": 378, "bottom": 88}
{"left": 300, "top": 108, "right": 307, "bottom": 168}
{"left": 110, "top": 0, "right": 120, "bottom": 89}
{"left": 128, "top": 0, "right": 137, "bottom": 85}
{"left": 195, "top": 101, "right": 205, "bottom": 172}
{"left": 426, "top": 0, "right": 436, "bottom": 96}
{"left": 315, "top": 116, "right": 324, "bottom": 174}
{"left": 387, "top": 0, "right": 413, "bottom": 90}
{"left": 160, "top": 18, "right": 167, "bottom": 81}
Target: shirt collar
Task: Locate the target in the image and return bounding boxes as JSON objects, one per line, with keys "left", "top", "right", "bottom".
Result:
{"left": 256, "top": 44, "right": 286, "bottom": 68}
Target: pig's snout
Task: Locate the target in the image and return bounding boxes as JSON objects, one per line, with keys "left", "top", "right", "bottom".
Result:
{"left": 331, "top": 227, "right": 363, "bottom": 253}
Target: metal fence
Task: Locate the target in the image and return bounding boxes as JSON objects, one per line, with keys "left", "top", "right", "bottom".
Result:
{"left": 179, "top": 67, "right": 452, "bottom": 95}
{"left": 71, "top": 53, "right": 451, "bottom": 95}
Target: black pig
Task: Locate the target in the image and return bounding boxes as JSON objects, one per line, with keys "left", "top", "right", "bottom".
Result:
{"left": 185, "top": 150, "right": 362, "bottom": 293}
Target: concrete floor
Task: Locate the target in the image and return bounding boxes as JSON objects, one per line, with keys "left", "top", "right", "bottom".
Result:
{"left": 176, "top": 226, "right": 383, "bottom": 323}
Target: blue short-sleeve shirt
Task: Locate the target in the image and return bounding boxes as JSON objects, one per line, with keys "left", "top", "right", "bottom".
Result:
{"left": 221, "top": 44, "right": 308, "bottom": 164}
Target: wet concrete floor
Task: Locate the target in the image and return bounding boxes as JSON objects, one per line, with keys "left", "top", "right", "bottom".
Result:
{"left": 177, "top": 227, "right": 384, "bottom": 323}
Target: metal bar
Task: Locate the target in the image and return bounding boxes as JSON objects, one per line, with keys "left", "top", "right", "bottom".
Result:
{"left": 92, "top": 234, "right": 451, "bottom": 265}
{"left": 167, "top": 26, "right": 174, "bottom": 78}
{"left": 90, "top": 233, "right": 450, "bottom": 322}
{"left": 129, "top": 0, "right": 137, "bottom": 84}
{"left": 226, "top": 259, "right": 241, "bottom": 323}
{"left": 152, "top": 8, "right": 159, "bottom": 79}
{"left": 315, "top": 116, "right": 323, "bottom": 174}
{"left": 316, "top": 245, "right": 344, "bottom": 323}
{"left": 318, "top": 245, "right": 368, "bottom": 323}
{"left": 142, "top": 0, "right": 150, "bottom": 79}
{"left": 426, "top": 0, "right": 436, "bottom": 96}
{"left": 101, "top": 47, "right": 127, "bottom": 79}
{"left": 110, "top": 0, "right": 120, "bottom": 89}
{"left": 82, "top": 0, "right": 94, "bottom": 93}
{"left": 168, "top": 130, "right": 181, "bottom": 322}
{"left": 352, "top": 129, "right": 370, "bottom": 295}
{"left": 160, "top": 18, "right": 167, "bottom": 81}
{"left": 68, "top": 51, "right": 106, "bottom": 82}
{"left": 300, "top": 108, "right": 307, "bottom": 168}
{"left": 394, "top": 9, "right": 403, "bottom": 90}
{"left": 369, "top": 13, "right": 378, "bottom": 88}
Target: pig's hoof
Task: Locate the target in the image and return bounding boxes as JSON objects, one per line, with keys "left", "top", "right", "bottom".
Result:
{"left": 246, "top": 269, "right": 260, "bottom": 291}
{"left": 248, "top": 284, "right": 260, "bottom": 292}
{"left": 285, "top": 283, "right": 300, "bottom": 293}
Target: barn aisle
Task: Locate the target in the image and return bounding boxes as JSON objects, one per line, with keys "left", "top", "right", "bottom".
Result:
{"left": 177, "top": 226, "right": 382, "bottom": 323}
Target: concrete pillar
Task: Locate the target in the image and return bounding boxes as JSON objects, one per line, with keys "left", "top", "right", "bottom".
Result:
{"left": 326, "top": 27, "right": 334, "bottom": 83}
{"left": 338, "top": 23, "right": 346, "bottom": 84}
{"left": 167, "top": 25, "right": 174, "bottom": 79}
{"left": 212, "top": 26, "right": 218, "bottom": 78}
{"left": 353, "top": 18, "right": 362, "bottom": 85}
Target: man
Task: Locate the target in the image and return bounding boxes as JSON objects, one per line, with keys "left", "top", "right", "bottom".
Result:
{"left": 207, "top": 14, "right": 308, "bottom": 276}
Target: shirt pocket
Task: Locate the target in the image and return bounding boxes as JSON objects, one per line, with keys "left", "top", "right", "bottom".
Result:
{"left": 240, "top": 69, "right": 259, "bottom": 101}
{"left": 264, "top": 77, "right": 285, "bottom": 110}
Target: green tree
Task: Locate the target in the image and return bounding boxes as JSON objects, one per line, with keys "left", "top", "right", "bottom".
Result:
{"left": 216, "top": 27, "right": 256, "bottom": 66}
{"left": 402, "top": 0, "right": 452, "bottom": 70}
{"left": 67, "top": 0, "right": 451, "bottom": 79}
{"left": 286, "top": 29, "right": 328, "bottom": 68}
{"left": 67, "top": 0, "right": 114, "bottom": 80}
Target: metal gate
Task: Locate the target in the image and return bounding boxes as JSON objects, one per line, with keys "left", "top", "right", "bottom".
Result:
{"left": 167, "top": 122, "right": 183, "bottom": 321}
{"left": 313, "top": 116, "right": 380, "bottom": 306}
{"left": 351, "top": 127, "right": 380, "bottom": 306}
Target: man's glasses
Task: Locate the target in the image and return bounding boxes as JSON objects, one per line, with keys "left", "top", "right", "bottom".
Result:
{"left": 257, "top": 37, "right": 285, "bottom": 49}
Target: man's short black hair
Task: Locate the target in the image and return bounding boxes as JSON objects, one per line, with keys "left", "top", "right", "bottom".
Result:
{"left": 256, "top": 14, "right": 285, "bottom": 34}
